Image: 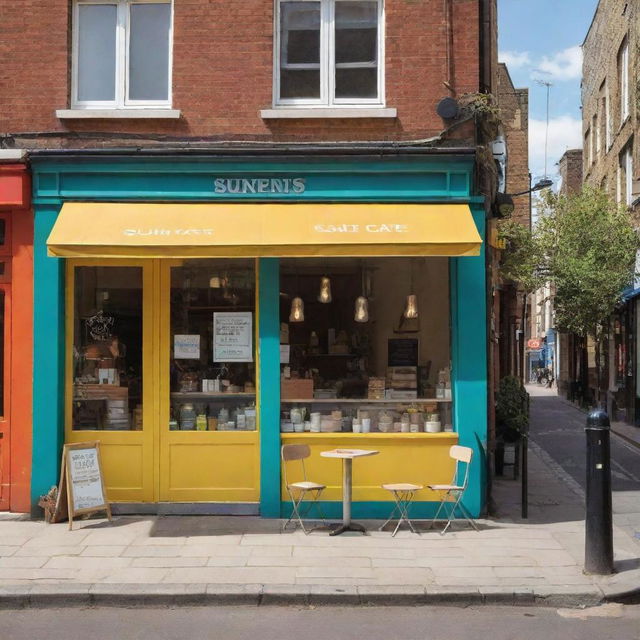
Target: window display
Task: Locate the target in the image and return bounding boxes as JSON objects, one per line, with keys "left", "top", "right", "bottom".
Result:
{"left": 169, "top": 259, "right": 257, "bottom": 431}
{"left": 72, "top": 266, "right": 143, "bottom": 430}
{"left": 279, "top": 258, "right": 453, "bottom": 434}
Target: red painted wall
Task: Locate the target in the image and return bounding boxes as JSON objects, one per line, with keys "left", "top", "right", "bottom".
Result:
{"left": 0, "top": 165, "right": 33, "bottom": 513}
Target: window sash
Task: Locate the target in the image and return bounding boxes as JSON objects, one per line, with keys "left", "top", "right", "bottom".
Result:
{"left": 275, "top": 0, "right": 384, "bottom": 107}
{"left": 620, "top": 42, "right": 629, "bottom": 123}
{"left": 72, "top": 0, "right": 172, "bottom": 109}
{"left": 625, "top": 148, "right": 633, "bottom": 206}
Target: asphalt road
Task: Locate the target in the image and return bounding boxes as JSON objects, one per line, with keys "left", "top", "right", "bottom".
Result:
{"left": 527, "top": 389, "right": 640, "bottom": 493}
{"left": 2, "top": 605, "right": 640, "bottom": 640}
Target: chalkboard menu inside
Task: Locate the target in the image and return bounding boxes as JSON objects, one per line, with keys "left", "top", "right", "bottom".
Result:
{"left": 388, "top": 338, "right": 419, "bottom": 367}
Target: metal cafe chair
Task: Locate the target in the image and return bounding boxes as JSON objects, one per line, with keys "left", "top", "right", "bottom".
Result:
{"left": 281, "top": 444, "right": 327, "bottom": 534}
{"left": 428, "top": 444, "right": 479, "bottom": 535}
{"left": 379, "top": 483, "right": 423, "bottom": 536}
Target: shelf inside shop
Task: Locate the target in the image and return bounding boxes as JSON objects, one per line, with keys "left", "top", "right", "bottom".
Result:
{"left": 280, "top": 431, "right": 457, "bottom": 440}
{"left": 302, "top": 353, "right": 356, "bottom": 358}
{"left": 280, "top": 398, "right": 452, "bottom": 404}
{"left": 186, "top": 306, "right": 254, "bottom": 312}
{"left": 170, "top": 392, "right": 256, "bottom": 399}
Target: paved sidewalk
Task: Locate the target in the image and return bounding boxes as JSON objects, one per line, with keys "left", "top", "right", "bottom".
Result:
{"left": 1, "top": 440, "right": 639, "bottom": 609}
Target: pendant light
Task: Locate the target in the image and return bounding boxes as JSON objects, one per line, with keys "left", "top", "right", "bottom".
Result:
{"left": 289, "top": 269, "right": 304, "bottom": 322}
{"left": 209, "top": 275, "right": 221, "bottom": 288}
{"left": 354, "top": 260, "right": 369, "bottom": 322}
{"left": 354, "top": 296, "right": 369, "bottom": 322}
{"left": 289, "top": 296, "right": 305, "bottom": 322}
{"left": 318, "top": 276, "right": 332, "bottom": 303}
{"left": 403, "top": 260, "right": 419, "bottom": 319}
{"left": 403, "top": 294, "right": 419, "bottom": 319}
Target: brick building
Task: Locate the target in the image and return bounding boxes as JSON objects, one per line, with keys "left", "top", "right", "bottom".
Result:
{"left": 577, "top": 0, "right": 639, "bottom": 423}
{"left": 0, "top": 1, "right": 502, "bottom": 516}
{"left": 555, "top": 149, "right": 583, "bottom": 399}
{"left": 1, "top": 0, "right": 496, "bottom": 149}
{"left": 582, "top": 0, "right": 638, "bottom": 207}
{"left": 493, "top": 63, "right": 529, "bottom": 384}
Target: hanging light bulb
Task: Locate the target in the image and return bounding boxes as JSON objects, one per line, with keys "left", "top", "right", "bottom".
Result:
{"left": 403, "top": 294, "right": 419, "bottom": 319}
{"left": 209, "top": 275, "right": 221, "bottom": 288}
{"left": 354, "top": 296, "right": 369, "bottom": 323}
{"left": 289, "top": 297, "right": 305, "bottom": 322}
{"left": 318, "top": 276, "right": 332, "bottom": 303}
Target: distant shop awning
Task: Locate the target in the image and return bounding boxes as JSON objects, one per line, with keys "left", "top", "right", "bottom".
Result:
{"left": 47, "top": 202, "right": 482, "bottom": 258}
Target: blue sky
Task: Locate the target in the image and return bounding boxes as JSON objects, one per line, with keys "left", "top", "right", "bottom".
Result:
{"left": 498, "top": 0, "right": 599, "bottom": 183}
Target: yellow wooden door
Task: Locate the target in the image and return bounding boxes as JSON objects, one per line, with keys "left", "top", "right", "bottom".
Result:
{"left": 157, "top": 260, "right": 260, "bottom": 503}
{"left": 65, "top": 259, "right": 157, "bottom": 503}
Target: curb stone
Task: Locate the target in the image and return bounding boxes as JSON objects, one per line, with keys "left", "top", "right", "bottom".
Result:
{"left": 0, "top": 584, "right": 631, "bottom": 609}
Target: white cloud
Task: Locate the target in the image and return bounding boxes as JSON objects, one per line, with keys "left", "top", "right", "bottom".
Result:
{"left": 499, "top": 50, "right": 531, "bottom": 69}
{"left": 536, "top": 45, "right": 582, "bottom": 81}
{"left": 529, "top": 115, "right": 583, "bottom": 178}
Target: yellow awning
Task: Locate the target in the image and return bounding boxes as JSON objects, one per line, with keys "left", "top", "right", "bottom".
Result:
{"left": 47, "top": 202, "right": 482, "bottom": 258}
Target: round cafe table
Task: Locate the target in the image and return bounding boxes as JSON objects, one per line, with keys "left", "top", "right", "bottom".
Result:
{"left": 320, "top": 448, "right": 379, "bottom": 536}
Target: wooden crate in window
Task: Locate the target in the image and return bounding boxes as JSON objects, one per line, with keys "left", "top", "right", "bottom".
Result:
{"left": 281, "top": 378, "right": 314, "bottom": 400}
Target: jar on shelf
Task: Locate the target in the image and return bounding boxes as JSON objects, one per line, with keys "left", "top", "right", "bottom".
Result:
{"left": 179, "top": 403, "right": 196, "bottom": 430}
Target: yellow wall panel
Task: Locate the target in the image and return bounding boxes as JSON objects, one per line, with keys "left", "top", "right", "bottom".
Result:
{"left": 163, "top": 437, "right": 259, "bottom": 502}
{"left": 280, "top": 433, "right": 458, "bottom": 502}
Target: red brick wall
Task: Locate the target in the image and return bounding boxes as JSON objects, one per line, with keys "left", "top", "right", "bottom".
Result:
{"left": 0, "top": 0, "right": 483, "bottom": 147}
{"left": 558, "top": 149, "right": 583, "bottom": 196}
{"left": 497, "top": 64, "right": 529, "bottom": 226}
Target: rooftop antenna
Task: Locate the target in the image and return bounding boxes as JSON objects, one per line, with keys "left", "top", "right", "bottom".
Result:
{"left": 535, "top": 79, "right": 553, "bottom": 178}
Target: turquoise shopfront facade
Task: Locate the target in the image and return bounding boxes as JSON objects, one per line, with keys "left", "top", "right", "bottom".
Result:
{"left": 30, "top": 152, "right": 487, "bottom": 519}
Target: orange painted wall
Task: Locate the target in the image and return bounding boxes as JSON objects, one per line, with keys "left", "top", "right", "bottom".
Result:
{"left": 10, "top": 205, "right": 33, "bottom": 512}
{"left": 0, "top": 164, "right": 33, "bottom": 513}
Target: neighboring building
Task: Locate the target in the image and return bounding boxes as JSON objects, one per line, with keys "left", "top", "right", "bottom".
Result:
{"left": 1, "top": 0, "right": 499, "bottom": 516}
{"left": 494, "top": 63, "right": 530, "bottom": 385}
{"left": 579, "top": 0, "right": 639, "bottom": 422}
{"left": 556, "top": 149, "right": 583, "bottom": 400}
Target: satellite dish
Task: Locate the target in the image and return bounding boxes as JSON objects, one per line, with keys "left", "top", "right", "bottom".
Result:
{"left": 436, "top": 97, "right": 459, "bottom": 119}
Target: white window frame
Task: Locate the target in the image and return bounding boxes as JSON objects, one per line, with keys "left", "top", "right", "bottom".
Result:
{"left": 274, "top": 0, "right": 385, "bottom": 108}
{"left": 71, "top": 0, "right": 173, "bottom": 110}
{"left": 622, "top": 145, "right": 633, "bottom": 207}
{"left": 619, "top": 39, "right": 629, "bottom": 124}
{"left": 605, "top": 81, "right": 612, "bottom": 150}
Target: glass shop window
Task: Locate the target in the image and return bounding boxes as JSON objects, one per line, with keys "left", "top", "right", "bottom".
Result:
{"left": 169, "top": 259, "right": 257, "bottom": 432}
{"left": 0, "top": 216, "right": 10, "bottom": 257}
{"left": 72, "top": 0, "right": 172, "bottom": 108}
{"left": 279, "top": 257, "right": 453, "bottom": 435}
{"left": 277, "top": 0, "right": 382, "bottom": 105}
{"left": 72, "top": 266, "right": 143, "bottom": 431}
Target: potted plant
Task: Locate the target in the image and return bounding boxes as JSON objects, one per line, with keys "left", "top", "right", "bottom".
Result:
{"left": 494, "top": 376, "right": 529, "bottom": 475}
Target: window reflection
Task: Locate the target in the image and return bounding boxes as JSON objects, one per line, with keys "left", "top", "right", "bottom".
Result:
{"left": 72, "top": 267, "right": 143, "bottom": 430}
{"left": 170, "top": 259, "right": 257, "bottom": 431}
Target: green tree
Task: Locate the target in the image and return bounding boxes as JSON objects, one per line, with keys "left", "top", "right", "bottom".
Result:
{"left": 499, "top": 186, "right": 639, "bottom": 404}
{"left": 535, "top": 187, "right": 638, "bottom": 338}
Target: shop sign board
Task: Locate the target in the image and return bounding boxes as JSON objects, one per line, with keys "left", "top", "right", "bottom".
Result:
{"left": 388, "top": 338, "right": 419, "bottom": 367}
{"left": 527, "top": 338, "right": 542, "bottom": 350}
{"left": 213, "top": 312, "right": 253, "bottom": 362}
{"left": 214, "top": 177, "right": 306, "bottom": 194}
{"left": 53, "top": 442, "right": 112, "bottom": 530}
{"left": 174, "top": 334, "right": 201, "bottom": 359}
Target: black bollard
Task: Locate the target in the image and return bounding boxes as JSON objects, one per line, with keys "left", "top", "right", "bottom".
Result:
{"left": 584, "top": 410, "right": 614, "bottom": 575}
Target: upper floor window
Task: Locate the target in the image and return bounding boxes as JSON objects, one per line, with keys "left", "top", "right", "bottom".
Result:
{"left": 618, "top": 39, "right": 629, "bottom": 124}
{"left": 618, "top": 143, "right": 633, "bottom": 207}
{"left": 72, "top": 0, "right": 172, "bottom": 109}
{"left": 275, "top": 0, "right": 383, "bottom": 106}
